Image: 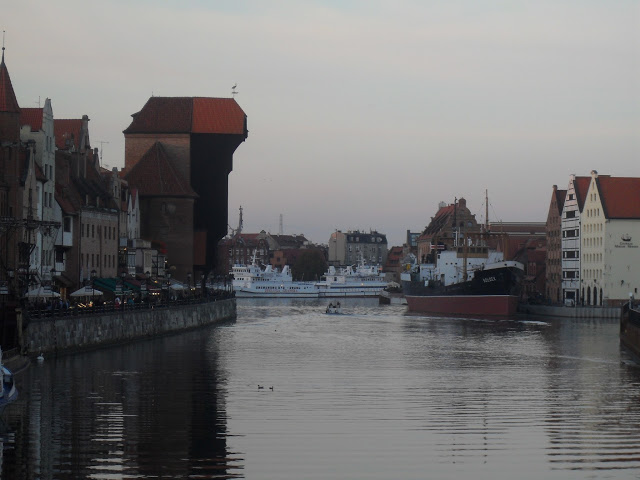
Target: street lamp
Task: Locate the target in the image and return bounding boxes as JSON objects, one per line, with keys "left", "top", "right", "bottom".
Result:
{"left": 91, "top": 269, "right": 97, "bottom": 304}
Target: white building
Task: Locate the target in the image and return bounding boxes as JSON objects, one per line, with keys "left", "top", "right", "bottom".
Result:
{"left": 20, "top": 100, "right": 57, "bottom": 285}
{"left": 580, "top": 171, "right": 640, "bottom": 306}
{"left": 560, "top": 175, "right": 590, "bottom": 304}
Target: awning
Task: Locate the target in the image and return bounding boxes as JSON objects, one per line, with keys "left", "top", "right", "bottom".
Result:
{"left": 70, "top": 287, "right": 104, "bottom": 297}
{"left": 93, "top": 278, "right": 135, "bottom": 294}
{"left": 24, "top": 286, "right": 60, "bottom": 299}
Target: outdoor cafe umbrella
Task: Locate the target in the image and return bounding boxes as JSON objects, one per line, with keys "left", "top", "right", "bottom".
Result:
{"left": 24, "top": 286, "right": 60, "bottom": 299}
{"left": 70, "top": 287, "right": 104, "bottom": 297}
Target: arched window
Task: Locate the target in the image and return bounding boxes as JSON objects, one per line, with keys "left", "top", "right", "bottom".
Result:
{"left": 600, "top": 288, "right": 603, "bottom": 306}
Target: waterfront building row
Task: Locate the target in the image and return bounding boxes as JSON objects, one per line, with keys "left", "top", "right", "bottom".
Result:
{"left": 0, "top": 49, "right": 248, "bottom": 306}
{"left": 546, "top": 170, "right": 640, "bottom": 307}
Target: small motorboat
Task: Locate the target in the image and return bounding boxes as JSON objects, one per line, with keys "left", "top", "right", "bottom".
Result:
{"left": 325, "top": 302, "right": 343, "bottom": 315}
{"left": 0, "top": 348, "right": 17, "bottom": 414}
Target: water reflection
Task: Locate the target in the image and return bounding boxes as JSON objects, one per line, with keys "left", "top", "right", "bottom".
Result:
{"left": 2, "top": 322, "right": 243, "bottom": 479}
{"left": 3, "top": 299, "right": 640, "bottom": 479}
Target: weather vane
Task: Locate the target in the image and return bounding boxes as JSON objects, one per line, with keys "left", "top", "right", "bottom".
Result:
{"left": 232, "top": 83, "right": 238, "bottom": 97}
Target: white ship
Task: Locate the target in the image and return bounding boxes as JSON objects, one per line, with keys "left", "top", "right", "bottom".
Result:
{"left": 231, "top": 254, "right": 319, "bottom": 298}
{"left": 317, "top": 261, "right": 387, "bottom": 298}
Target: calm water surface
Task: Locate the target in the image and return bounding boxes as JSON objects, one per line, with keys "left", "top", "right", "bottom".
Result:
{"left": 2, "top": 299, "right": 640, "bottom": 479}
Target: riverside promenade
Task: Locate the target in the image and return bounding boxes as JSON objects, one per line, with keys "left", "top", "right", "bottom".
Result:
{"left": 19, "top": 292, "right": 236, "bottom": 356}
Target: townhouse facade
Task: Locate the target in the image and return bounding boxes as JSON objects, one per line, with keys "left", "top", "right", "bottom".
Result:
{"left": 416, "top": 198, "right": 481, "bottom": 263}
{"left": 545, "top": 185, "right": 566, "bottom": 303}
{"left": 560, "top": 175, "right": 590, "bottom": 305}
{"left": 328, "top": 230, "right": 388, "bottom": 266}
{"left": 580, "top": 171, "right": 640, "bottom": 306}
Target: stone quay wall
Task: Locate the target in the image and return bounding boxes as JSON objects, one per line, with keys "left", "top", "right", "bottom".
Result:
{"left": 518, "top": 303, "right": 621, "bottom": 319}
{"left": 23, "top": 298, "right": 236, "bottom": 355}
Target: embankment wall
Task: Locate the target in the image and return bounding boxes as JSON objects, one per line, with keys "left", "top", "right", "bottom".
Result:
{"left": 518, "top": 304, "right": 620, "bottom": 319}
{"left": 23, "top": 299, "right": 235, "bottom": 355}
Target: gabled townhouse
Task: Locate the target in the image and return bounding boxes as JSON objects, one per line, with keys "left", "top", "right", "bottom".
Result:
{"left": 581, "top": 171, "right": 640, "bottom": 306}
{"left": 54, "top": 118, "right": 119, "bottom": 289}
{"left": 415, "top": 198, "right": 481, "bottom": 264}
{"left": 545, "top": 185, "right": 566, "bottom": 303}
{"left": 20, "top": 99, "right": 57, "bottom": 286}
{"left": 561, "top": 175, "right": 590, "bottom": 305}
{"left": 0, "top": 48, "right": 56, "bottom": 298}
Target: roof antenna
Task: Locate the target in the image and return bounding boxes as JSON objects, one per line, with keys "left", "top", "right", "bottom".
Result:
{"left": 2, "top": 30, "right": 5, "bottom": 63}
{"left": 232, "top": 83, "right": 238, "bottom": 98}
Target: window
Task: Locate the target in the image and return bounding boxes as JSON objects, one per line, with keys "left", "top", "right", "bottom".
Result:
{"left": 566, "top": 210, "right": 575, "bottom": 219}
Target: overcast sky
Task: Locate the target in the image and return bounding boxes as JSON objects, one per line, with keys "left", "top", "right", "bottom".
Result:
{"left": 5, "top": 1, "right": 639, "bottom": 246}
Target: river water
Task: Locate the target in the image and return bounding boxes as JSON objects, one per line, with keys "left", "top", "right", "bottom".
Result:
{"left": 2, "top": 298, "right": 640, "bottom": 479}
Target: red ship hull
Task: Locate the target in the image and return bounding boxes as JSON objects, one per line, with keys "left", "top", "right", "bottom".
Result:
{"left": 405, "top": 294, "right": 519, "bottom": 317}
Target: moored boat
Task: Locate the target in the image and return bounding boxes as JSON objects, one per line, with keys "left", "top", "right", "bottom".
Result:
{"left": 231, "top": 253, "right": 319, "bottom": 298}
{"left": 402, "top": 247, "right": 524, "bottom": 316}
{"left": 317, "top": 259, "right": 387, "bottom": 298}
{"left": 0, "top": 348, "right": 18, "bottom": 414}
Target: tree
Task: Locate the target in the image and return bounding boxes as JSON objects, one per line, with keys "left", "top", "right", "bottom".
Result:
{"left": 292, "top": 250, "right": 327, "bottom": 281}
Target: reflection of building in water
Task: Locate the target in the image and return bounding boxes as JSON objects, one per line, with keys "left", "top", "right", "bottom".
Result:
{"left": 5, "top": 327, "right": 242, "bottom": 478}
{"left": 540, "top": 318, "right": 640, "bottom": 472}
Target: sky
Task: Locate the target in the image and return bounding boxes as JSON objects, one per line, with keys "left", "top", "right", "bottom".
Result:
{"left": 4, "top": 0, "right": 639, "bottom": 247}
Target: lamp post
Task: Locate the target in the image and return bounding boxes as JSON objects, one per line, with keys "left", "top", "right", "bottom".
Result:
{"left": 91, "top": 269, "right": 97, "bottom": 306}
{"left": 121, "top": 270, "right": 126, "bottom": 298}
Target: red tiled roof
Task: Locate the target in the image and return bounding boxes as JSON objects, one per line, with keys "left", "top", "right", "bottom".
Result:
{"left": 0, "top": 56, "right": 20, "bottom": 113}
{"left": 55, "top": 183, "right": 79, "bottom": 215}
{"left": 555, "top": 189, "right": 567, "bottom": 214}
{"left": 597, "top": 176, "right": 640, "bottom": 219}
{"left": 124, "top": 142, "right": 197, "bottom": 198}
{"left": 124, "top": 97, "right": 192, "bottom": 134}
{"left": 123, "top": 96, "right": 246, "bottom": 135}
{"left": 573, "top": 176, "right": 591, "bottom": 212}
{"left": 192, "top": 97, "right": 246, "bottom": 134}
{"left": 54, "top": 119, "right": 83, "bottom": 150}
{"left": 422, "top": 204, "right": 455, "bottom": 236}
{"left": 20, "top": 108, "right": 43, "bottom": 131}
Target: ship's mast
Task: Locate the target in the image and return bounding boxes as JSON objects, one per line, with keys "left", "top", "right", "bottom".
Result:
{"left": 485, "top": 189, "right": 489, "bottom": 233}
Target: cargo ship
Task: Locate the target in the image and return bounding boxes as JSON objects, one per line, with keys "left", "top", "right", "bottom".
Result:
{"left": 401, "top": 247, "right": 524, "bottom": 316}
